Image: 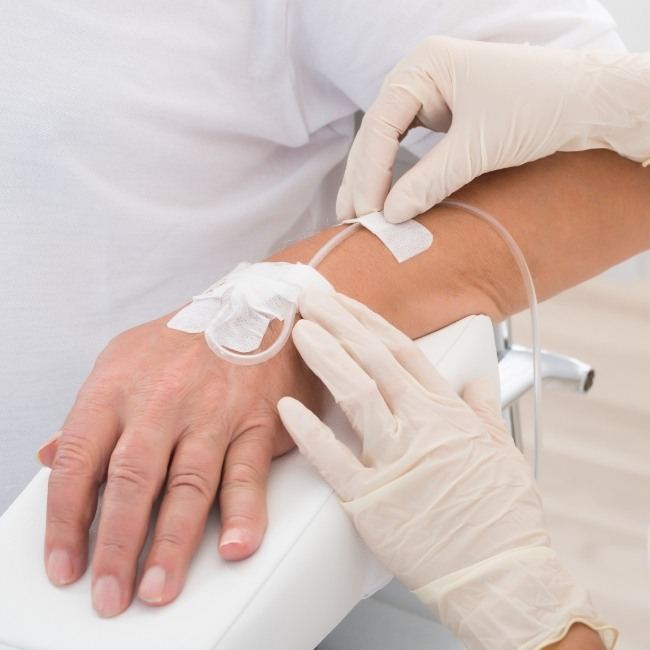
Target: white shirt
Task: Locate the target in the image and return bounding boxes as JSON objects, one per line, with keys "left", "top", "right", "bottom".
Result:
{"left": 0, "top": 0, "right": 623, "bottom": 513}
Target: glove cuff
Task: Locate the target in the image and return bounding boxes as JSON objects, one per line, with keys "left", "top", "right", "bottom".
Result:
{"left": 413, "top": 546, "right": 618, "bottom": 650}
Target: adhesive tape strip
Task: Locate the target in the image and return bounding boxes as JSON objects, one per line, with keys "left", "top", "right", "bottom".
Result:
{"left": 342, "top": 211, "right": 433, "bottom": 262}
{"left": 167, "top": 261, "right": 332, "bottom": 353}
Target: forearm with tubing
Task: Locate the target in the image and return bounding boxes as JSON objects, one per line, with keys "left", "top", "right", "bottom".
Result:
{"left": 271, "top": 150, "right": 650, "bottom": 337}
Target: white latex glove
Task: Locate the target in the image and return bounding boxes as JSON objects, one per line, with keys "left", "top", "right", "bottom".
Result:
{"left": 336, "top": 35, "right": 650, "bottom": 223}
{"left": 278, "top": 288, "right": 617, "bottom": 650}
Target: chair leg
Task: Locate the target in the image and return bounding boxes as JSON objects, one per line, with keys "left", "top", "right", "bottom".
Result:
{"left": 494, "top": 319, "right": 595, "bottom": 449}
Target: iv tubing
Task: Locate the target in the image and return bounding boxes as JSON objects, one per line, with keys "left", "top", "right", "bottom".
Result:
{"left": 206, "top": 205, "right": 541, "bottom": 477}
{"left": 441, "top": 199, "right": 542, "bottom": 478}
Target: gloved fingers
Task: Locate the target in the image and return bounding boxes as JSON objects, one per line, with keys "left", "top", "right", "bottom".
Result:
{"left": 277, "top": 397, "right": 365, "bottom": 501}
{"left": 331, "top": 292, "right": 460, "bottom": 401}
{"left": 383, "top": 130, "right": 475, "bottom": 223}
{"left": 335, "top": 107, "right": 402, "bottom": 221}
{"left": 298, "top": 289, "right": 427, "bottom": 414}
{"left": 291, "top": 318, "right": 396, "bottom": 442}
{"left": 335, "top": 58, "right": 448, "bottom": 222}
{"left": 460, "top": 377, "right": 513, "bottom": 445}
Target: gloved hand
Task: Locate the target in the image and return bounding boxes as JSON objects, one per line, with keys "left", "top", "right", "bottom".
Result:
{"left": 336, "top": 35, "right": 650, "bottom": 223}
{"left": 278, "top": 288, "right": 617, "bottom": 650}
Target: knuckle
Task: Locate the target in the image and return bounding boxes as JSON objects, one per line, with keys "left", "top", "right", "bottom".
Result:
{"left": 97, "top": 537, "right": 130, "bottom": 556}
{"left": 45, "top": 507, "right": 89, "bottom": 534}
{"left": 222, "top": 458, "right": 263, "bottom": 489}
{"left": 76, "top": 382, "right": 114, "bottom": 413}
{"left": 46, "top": 511, "right": 75, "bottom": 528}
{"left": 154, "top": 368, "right": 189, "bottom": 396}
{"left": 136, "top": 371, "right": 190, "bottom": 408}
{"left": 90, "top": 348, "right": 129, "bottom": 384}
{"left": 166, "top": 470, "right": 214, "bottom": 503}
{"left": 221, "top": 511, "right": 257, "bottom": 528}
{"left": 51, "top": 433, "right": 96, "bottom": 477}
{"left": 107, "top": 458, "right": 153, "bottom": 494}
{"left": 153, "top": 529, "right": 188, "bottom": 551}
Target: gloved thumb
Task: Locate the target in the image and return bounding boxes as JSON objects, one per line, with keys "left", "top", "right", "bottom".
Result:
{"left": 335, "top": 82, "right": 424, "bottom": 222}
{"left": 383, "top": 130, "right": 475, "bottom": 223}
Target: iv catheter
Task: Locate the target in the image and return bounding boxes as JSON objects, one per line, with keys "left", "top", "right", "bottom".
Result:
{"left": 205, "top": 201, "right": 543, "bottom": 478}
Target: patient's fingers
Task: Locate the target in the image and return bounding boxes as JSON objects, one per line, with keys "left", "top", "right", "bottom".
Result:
{"left": 278, "top": 397, "right": 365, "bottom": 501}
{"left": 217, "top": 425, "right": 274, "bottom": 561}
{"left": 45, "top": 389, "right": 120, "bottom": 589}
{"left": 137, "top": 428, "right": 225, "bottom": 606}
{"left": 91, "top": 415, "right": 173, "bottom": 617}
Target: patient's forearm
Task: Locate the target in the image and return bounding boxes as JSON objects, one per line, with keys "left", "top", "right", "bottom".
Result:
{"left": 271, "top": 150, "right": 650, "bottom": 337}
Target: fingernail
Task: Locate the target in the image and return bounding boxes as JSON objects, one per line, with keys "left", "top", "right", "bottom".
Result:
{"left": 36, "top": 430, "right": 62, "bottom": 461}
{"left": 92, "top": 575, "right": 122, "bottom": 618}
{"left": 47, "top": 548, "right": 73, "bottom": 585}
{"left": 219, "top": 528, "right": 244, "bottom": 549}
{"left": 138, "top": 565, "right": 166, "bottom": 603}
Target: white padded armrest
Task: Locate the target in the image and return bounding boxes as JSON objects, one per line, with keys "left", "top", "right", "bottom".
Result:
{"left": 0, "top": 314, "right": 498, "bottom": 650}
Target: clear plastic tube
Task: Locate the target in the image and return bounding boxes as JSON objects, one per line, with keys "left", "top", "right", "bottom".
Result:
{"left": 440, "top": 199, "right": 542, "bottom": 478}
{"left": 208, "top": 206, "right": 542, "bottom": 477}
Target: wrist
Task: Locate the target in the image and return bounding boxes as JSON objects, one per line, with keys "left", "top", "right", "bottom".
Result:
{"left": 543, "top": 623, "right": 607, "bottom": 650}
{"left": 413, "top": 547, "right": 616, "bottom": 650}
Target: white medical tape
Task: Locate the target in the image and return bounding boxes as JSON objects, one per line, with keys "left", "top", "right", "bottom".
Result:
{"left": 342, "top": 211, "right": 433, "bottom": 262}
{"left": 167, "top": 262, "right": 333, "bottom": 353}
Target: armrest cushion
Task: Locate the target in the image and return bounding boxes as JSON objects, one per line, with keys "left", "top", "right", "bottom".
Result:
{"left": 0, "top": 314, "right": 498, "bottom": 650}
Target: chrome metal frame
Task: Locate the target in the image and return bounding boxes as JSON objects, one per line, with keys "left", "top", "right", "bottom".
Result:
{"left": 495, "top": 319, "right": 595, "bottom": 450}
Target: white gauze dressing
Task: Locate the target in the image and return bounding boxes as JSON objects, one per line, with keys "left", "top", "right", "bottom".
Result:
{"left": 342, "top": 211, "right": 433, "bottom": 262}
{"left": 167, "top": 262, "right": 332, "bottom": 353}
{"left": 167, "top": 212, "right": 431, "bottom": 358}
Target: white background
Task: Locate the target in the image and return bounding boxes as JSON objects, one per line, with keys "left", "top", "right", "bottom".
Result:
{"left": 600, "top": 0, "right": 649, "bottom": 51}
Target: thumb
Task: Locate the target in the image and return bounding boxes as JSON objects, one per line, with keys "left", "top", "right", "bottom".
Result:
{"left": 36, "top": 430, "right": 63, "bottom": 467}
{"left": 383, "top": 129, "right": 476, "bottom": 223}
{"left": 460, "top": 377, "right": 512, "bottom": 445}
{"left": 336, "top": 82, "right": 428, "bottom": 222}
{"left": 277, "top": 397, "right": 363, "bottom": 501}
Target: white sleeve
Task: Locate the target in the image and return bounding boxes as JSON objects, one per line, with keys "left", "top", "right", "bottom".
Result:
{"left": 290, "top": 0, "right": 624, "bottom": 154}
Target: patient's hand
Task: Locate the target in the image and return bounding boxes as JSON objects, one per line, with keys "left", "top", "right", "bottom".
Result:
{"left": 37, "top": 311, "right": 319, "bottom": 617}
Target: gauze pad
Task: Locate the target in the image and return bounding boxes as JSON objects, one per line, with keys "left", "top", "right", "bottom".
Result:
{"left": 167, "top": 262, "right": 332, "bottom": 353}
{"left": 342, "top": 211, "right": 433, "bottom": 262}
